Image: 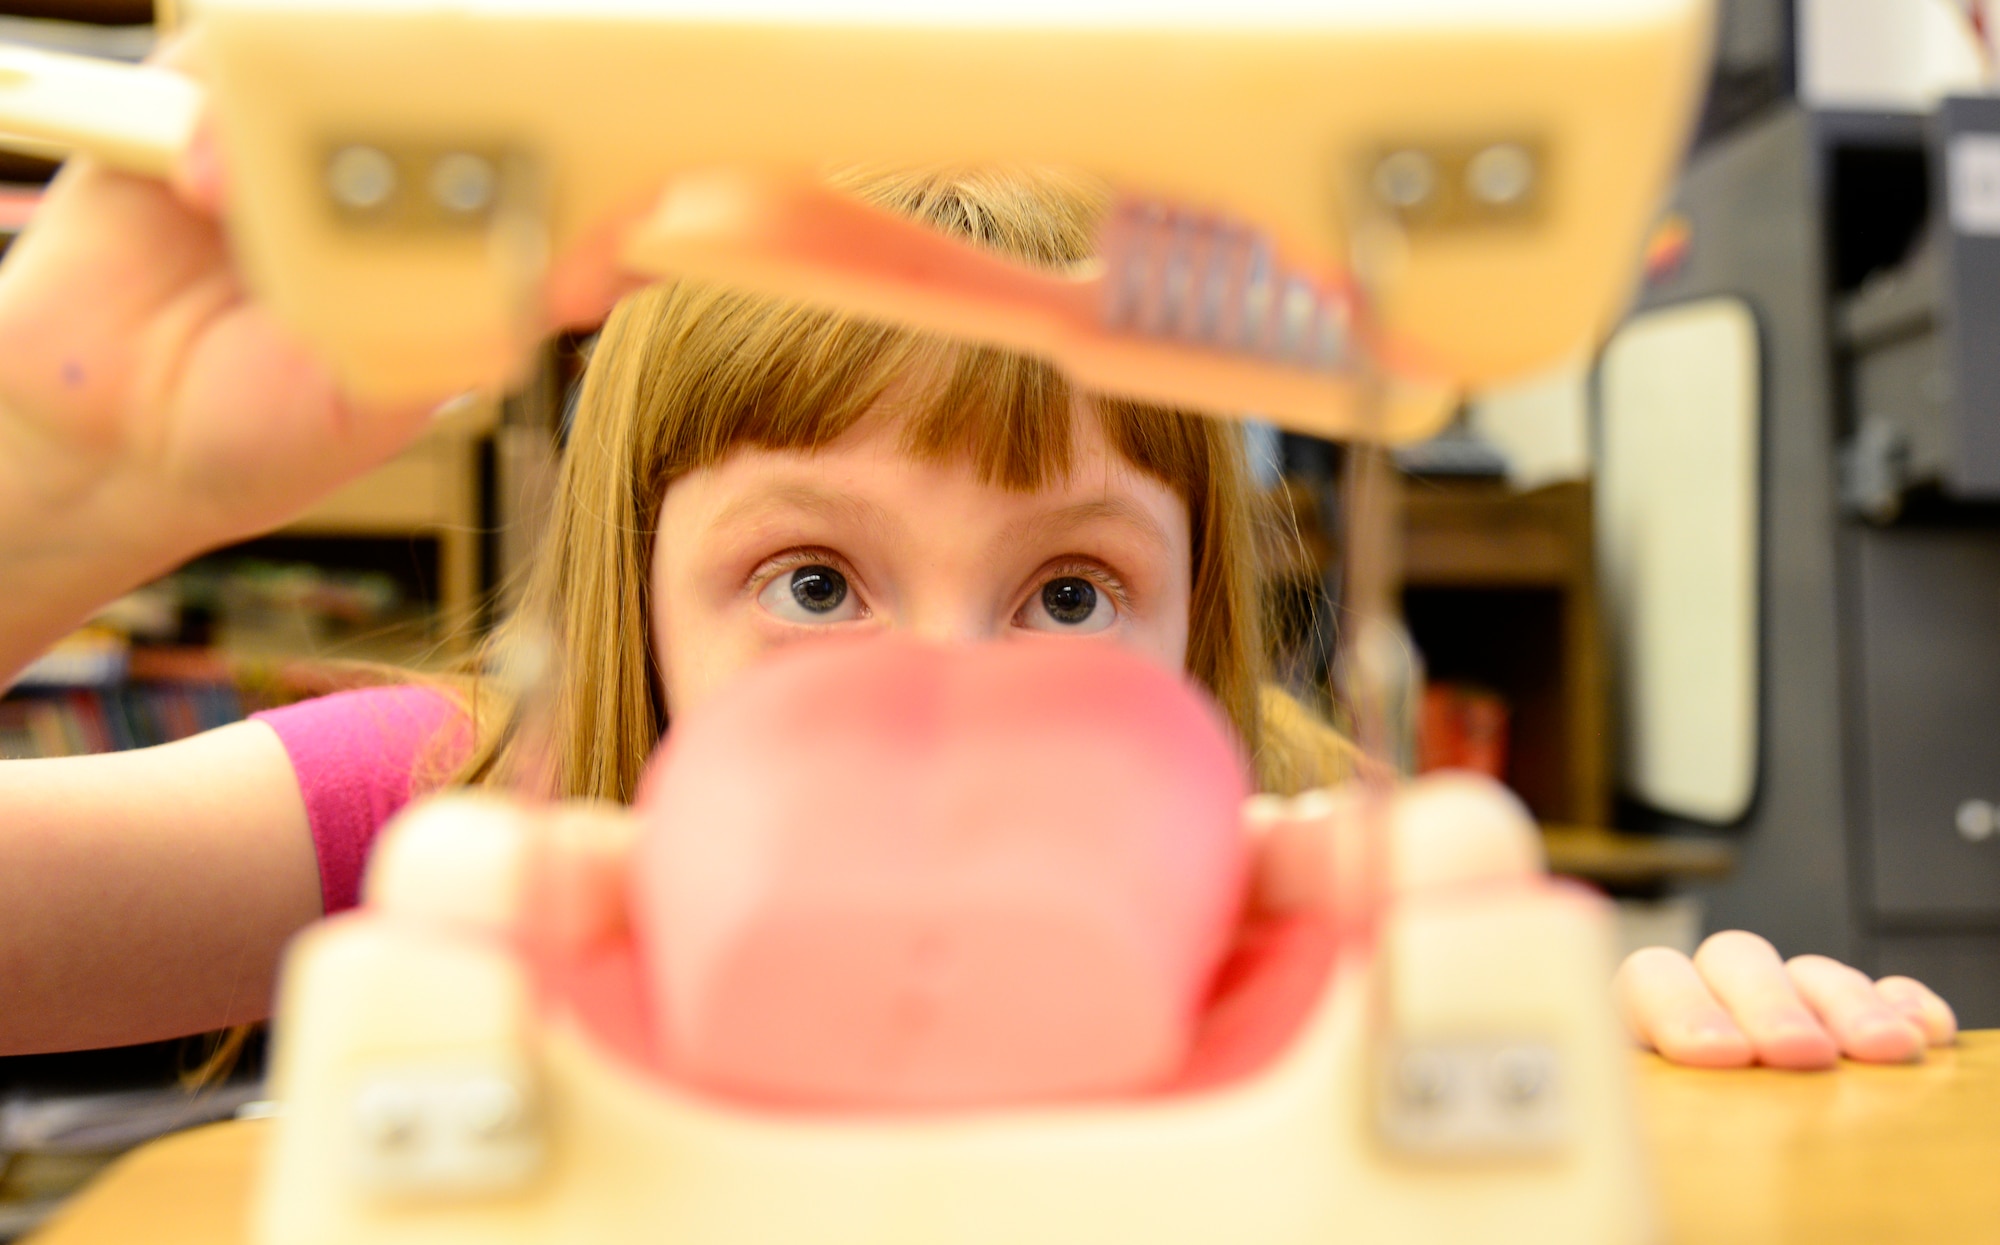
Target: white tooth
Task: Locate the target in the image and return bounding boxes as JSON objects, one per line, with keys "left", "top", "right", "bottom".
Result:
{"left": 1239, "top": 239, "right": 1274, "bottom": 349}
{"left": 1100, "top": 203, "right": 1143, "bottom": 330}
{"left": 1277, "top": 276, "right": 1318, "bottom": 361}
{"left": 1287, "top": 787, "right": 1338, "bottom": 823}
{"left": 1196, "top": 226, "right": 1235, "bottom": 342}
{"left": 1144, "top": 208, "right": 1174, "bottom": 336}
{"left": 1390, "top": 772, "right": 1544, "bottom": 892}
{"left": 1161, "top": 212, "right": 1195, "bottom": 334}
{"left": 1241, "top": 793, "right": 1290, "bottom": 839}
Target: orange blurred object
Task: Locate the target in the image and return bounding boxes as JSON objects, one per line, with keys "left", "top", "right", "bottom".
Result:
{"left": 1418, "top": 682, "right": 1511, "bottom": 782}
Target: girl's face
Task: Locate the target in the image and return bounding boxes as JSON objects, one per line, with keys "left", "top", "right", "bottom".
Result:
{"left": 650, "top": 395, "right": 1193, "bottom": 717}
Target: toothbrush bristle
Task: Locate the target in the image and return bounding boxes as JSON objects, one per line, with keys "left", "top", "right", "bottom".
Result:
{"left": 1098, "top": 198, "right": 1353, "bottom": 373}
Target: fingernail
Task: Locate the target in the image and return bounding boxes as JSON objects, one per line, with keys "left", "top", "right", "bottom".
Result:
{"left": 182, "top": 133, "right": 223, "bottom": 206}
{"left": 1771, "top": 1009, "right": 1822, "bottom": 1038}
{"left": 1851, "top": 1011, "right": 1926, "bottom": 1062}
{"left": 1679, "top": 1014, "right": 1753, "bottom": 1065}
{"left": 1761, "top": 1015, "right": 1839, "bottom": 1069}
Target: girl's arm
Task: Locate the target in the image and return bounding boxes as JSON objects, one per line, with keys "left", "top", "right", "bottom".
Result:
{"left": 0, "top": 720, "right": 320, "bottom": 1054}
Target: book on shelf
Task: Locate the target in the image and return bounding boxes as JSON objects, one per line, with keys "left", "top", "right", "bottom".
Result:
{"left": 1417, "top": 680, "right": 1512, "bottom": 783}
{"left": 3, "top": 556, "right": 432, "bottom": 760}
{"left": 10, "top": 626, "right": 129, "bottom": 690}
{"left": 0, "top": 675, "right": 248, "bottom": 761}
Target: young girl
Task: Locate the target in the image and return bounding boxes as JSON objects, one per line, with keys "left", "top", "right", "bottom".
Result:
{"left": 0, "top": 148, "right": 1954, "bottom": 1071}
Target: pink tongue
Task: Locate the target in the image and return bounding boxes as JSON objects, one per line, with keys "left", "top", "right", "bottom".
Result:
{"left": 630, "top": 636, "right": 1250, "bottom": 1109}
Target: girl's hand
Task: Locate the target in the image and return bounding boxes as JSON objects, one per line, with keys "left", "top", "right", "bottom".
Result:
{"left": 0, "top": 120, "right": 453, "bottom": 681}
{"left": 0, "top": 50, "right": 640, "bottom": 681}
{"left": 1615, "top": 932, "right": 1957, "bottom": 1068}
{"left": 0, "top": 127, "right": 444, "bottom": 560}
{"left": 0, "top": 46, "right": 642, "bottom": 566}
{"left": 1249, "top": 775, "right": 1960, "bottom": 1071}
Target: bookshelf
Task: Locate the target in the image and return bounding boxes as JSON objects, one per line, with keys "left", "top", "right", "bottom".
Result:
{"left": 1400, "top": 477, "right": 1609, "bottom": 829}
{"left": 280, "top": 395, "right": 500, "bottom": 647}
{"left": 0, "top": 393, "right": 518, "bottom": 763}
{"left": 1265, "top": 471, "right": 1737, "bottom": 890}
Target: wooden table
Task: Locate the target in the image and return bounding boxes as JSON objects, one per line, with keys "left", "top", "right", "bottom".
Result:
{"left": 1639, "top": 1030, "right": 2000, "bottom": 1244}
{"left": 28, "top": 1033, "right": 2000, "bottom": 1245}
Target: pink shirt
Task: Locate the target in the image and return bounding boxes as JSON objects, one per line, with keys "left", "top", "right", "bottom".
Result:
{"left": 251, "top": 686, "right": 472, "bottom": 914}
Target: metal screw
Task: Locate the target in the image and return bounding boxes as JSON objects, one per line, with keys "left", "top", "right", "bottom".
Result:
{"left": 1956, "top": 799, "right": 1996, "bottom": 843}
{"left": 1396, "top": 1049, "right": 1454, "bottom": 1113}
{"left": 326, "top": 145, "right": 398, "bottom": 213}
{"left": 1373, "top": 150, "right": 1438, "bottom": 211}
{"left": 454, "top": 1077, "right": 524, "bottom": 1141}
{"left": 1489, "top": 1046, "right": 1552, "bottom": 1108}
{"left": 430, "top": 152, "right": 498, "bottom": 216}
{"left": 353, "top": 1082, "right": 422, "bottom": 1149}
{"left": 1466, "top": 143, "right": 1536, "bottom": 207}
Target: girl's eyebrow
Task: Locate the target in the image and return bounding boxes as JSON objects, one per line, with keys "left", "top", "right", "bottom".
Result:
{"left": 704, "top": 482, "right": 891, "bottom": 536}
{"left": 999, "top": 497, "right": 1172, "bottom": 553}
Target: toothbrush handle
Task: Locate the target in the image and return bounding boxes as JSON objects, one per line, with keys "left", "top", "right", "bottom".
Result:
{"left": 0, "top": 43, "right": 202, "bottom": 179}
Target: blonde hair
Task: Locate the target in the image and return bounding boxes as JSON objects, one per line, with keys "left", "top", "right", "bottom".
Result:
{"left": 458, "top": 168, "right": 1353, "bottom": 799}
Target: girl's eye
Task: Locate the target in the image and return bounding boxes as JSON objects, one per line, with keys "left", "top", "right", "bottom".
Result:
{"left": 758, "top": 564, "right": 861, "bottom": 624}
{"left": 1022, "top": 575, "right": 1113, "bottom": 635}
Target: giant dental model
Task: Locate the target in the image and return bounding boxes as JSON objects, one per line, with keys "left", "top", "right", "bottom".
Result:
{"left": 0, "top": 0, "right": 1706, "bottom": 438}
{"left": 0, "top": 3, "right": 1712, "bottom": 1243}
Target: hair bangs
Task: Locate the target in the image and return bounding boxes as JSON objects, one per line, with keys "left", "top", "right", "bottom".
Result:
{"left": 642, "top": 284, "right": 1087, "bottom": 494}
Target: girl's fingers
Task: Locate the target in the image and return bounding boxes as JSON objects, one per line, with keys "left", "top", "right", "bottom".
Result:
{"left": 1875, "top": 975, "right": 1959, "bottom": 1047}
{"left": 1784, "top": 955, "right": 1926, "bottom": 1064}
{"left": 169, "top": 120, "right": 227, "bottom": 218}
{"left": 1691, "top": 930, "right": 1839, "bottom": 1069}
{"left": 1613, "top": 946, "right": 1754, "bottom": 1067}
{"left": 1615, "top": 938, "right": 1953, "bottom": 1070}
{"left": 147, "top": 33, "right": 226, "bottom": 217}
